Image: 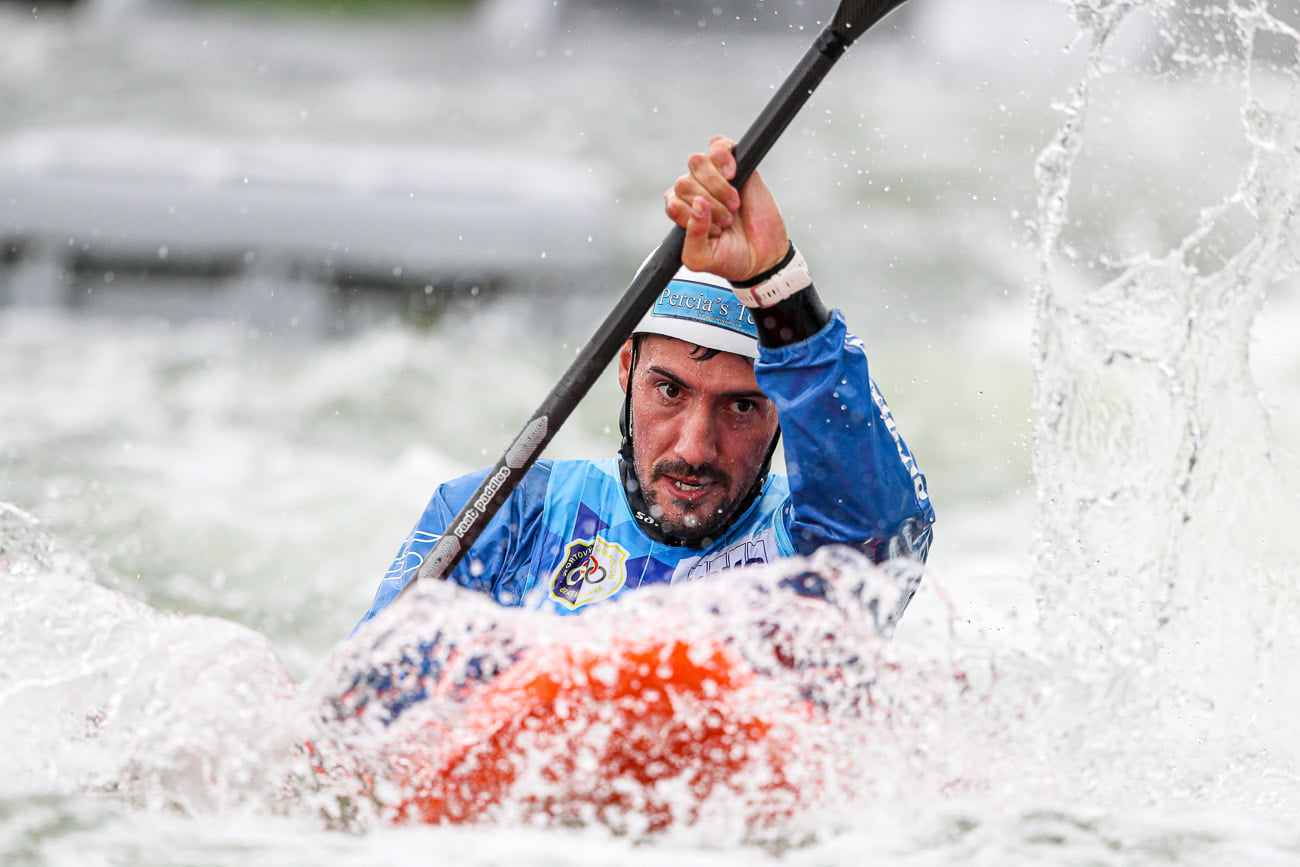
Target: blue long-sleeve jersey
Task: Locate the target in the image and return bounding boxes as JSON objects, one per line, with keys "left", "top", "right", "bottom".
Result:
{"left": 357, "top": 310, "right": 933, "bottom": 625}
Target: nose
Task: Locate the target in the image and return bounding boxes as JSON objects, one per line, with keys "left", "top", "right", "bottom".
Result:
{"left": 672, "top": 402, "right": 720, "bottom": 468}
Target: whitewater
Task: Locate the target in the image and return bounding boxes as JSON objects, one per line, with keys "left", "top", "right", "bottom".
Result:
{"left": 2, "top": 0, "right": 1299, "bottom": 862}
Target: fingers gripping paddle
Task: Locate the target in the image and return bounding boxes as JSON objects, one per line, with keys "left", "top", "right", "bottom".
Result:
{"left": 406, "top": 0, "right": 913, "bottom": 592}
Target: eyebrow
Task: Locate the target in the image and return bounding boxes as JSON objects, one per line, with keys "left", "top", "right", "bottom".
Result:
{"left": 644, "top": 365, "right": 770, "bottom": 402}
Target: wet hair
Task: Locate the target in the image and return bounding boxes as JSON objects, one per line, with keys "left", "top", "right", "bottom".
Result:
{"left": 687, "top": 345, "right": 721, "bottom": 361}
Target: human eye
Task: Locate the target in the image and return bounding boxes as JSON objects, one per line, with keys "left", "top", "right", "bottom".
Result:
{"left": 731, "top": 397, "right": 757, "bottom": 414}
{"left": 655, "top": 381, "right": 681, "bottom": 400}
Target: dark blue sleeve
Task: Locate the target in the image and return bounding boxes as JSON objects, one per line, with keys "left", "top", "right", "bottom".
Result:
{"left": 756, "top": 310, "right": 934, "bottom": 562}
{"left": 352, "top": 461, "right": 554, "bottom": 630}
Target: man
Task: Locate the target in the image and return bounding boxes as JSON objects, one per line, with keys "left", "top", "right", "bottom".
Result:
{"left": 355, "top": 136, "right": 933, "bottom": 626}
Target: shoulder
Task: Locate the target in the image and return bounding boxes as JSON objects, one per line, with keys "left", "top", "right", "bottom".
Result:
{"left": 728, "top": 472, "right": 792, "bottom": 534}
{"left": 430, "top": 458, "right": 620, "bottom": 525}
{"left": 431, "top": 459, "right": 559, "bottom": 515}
{"left": 534, "top": 457, "right": 624, "bottom": 512}
{"left": 546, "top": 456, "right": 620, "bottom": 485}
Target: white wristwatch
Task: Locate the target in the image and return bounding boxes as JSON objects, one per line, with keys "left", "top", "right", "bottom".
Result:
{"left": 730, "top": 245, "right": 812, "bottom": 309}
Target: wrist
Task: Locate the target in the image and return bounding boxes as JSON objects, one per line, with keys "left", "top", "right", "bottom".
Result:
{"left": 729, "top": 242, "right": 811, "bottom": 309}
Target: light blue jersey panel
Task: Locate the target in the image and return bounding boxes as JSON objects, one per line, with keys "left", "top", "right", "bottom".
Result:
{"left": 355, "top": 457, "right": 796, "bottom": 627}
{"left": 523, "top": 457, "right": 795, "bottom": 614}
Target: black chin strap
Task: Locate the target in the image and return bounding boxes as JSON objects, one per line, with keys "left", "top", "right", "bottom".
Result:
{"left": 618, "top": 336, "right": 780, "bottom": 548}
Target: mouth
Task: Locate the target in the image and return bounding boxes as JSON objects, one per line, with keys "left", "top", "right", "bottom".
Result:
{"left": 654, "top": 464, "right": 732, "bottom": 508}
{"left": 639, "top": 460, "right": 741, "bottom": 541}
{"left": 645, "top": 460, "right": 732, "bottom": 518}
{"left": 663, "top": 475, "right": 715, "bottom": 501}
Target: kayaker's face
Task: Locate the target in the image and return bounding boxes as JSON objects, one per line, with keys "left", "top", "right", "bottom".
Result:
{"left": 618, "top": 335, "right": 778, "bottom": 543}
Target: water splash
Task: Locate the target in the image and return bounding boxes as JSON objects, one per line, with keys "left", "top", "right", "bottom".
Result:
{"left": 2, "top": 499, "right": 953, "bottom": 842}
{"left": 1030, "top": 0, "right": 1300, "bottom": 790}
{"left": 0, "top": 504, "right": 302, "bottom": 816}
{"left": 297, "top": 547, "right": 927, "bottom": 838}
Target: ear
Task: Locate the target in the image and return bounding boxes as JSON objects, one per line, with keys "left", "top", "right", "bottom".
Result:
{"left": 618, "top": 339, "right": 634, "bottom": 393}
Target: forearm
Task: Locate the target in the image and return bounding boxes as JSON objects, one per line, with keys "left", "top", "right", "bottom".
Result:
{"left": 756, "top": 308, "right": 934, "bottom": 559}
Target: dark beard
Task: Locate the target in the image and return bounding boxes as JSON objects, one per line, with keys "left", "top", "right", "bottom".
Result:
{"left": 637, "top": 458, "right": 745, "bottom": 544}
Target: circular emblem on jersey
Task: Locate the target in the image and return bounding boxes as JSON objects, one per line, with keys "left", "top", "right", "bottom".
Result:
{"left": 549, "top": 536, "right": 629, "bottom": 610}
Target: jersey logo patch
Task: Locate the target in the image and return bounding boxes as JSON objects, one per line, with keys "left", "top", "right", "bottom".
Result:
{"left": 549, "top": 536, "right": 629, "bottom": 610}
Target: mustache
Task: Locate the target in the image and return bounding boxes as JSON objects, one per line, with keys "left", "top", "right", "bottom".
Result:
{"left": 649, "top": 459, "right": 731, "bottom": 490}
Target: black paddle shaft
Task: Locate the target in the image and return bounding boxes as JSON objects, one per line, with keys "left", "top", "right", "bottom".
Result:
{"left": 408, "top": 0, "right": 912, "bottom": 590}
